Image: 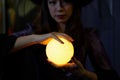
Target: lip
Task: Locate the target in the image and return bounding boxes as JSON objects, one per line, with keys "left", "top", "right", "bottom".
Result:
{"left": 56, "top": 15, "right": 66, "bottom": 19}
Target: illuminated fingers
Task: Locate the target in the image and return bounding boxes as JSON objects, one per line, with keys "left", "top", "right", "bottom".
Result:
{"left": 51, "top": 32, "right": 64, "bottom": 44}
{"left": 51, "top": 32, "right": 74, "bottom": 44}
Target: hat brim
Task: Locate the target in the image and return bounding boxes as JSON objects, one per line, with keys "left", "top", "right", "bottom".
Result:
{"left": 79, "top": 0, "right": 93, "bottom": 7}
{"left": 31, "top": 0, "right": 93, "bottom": 7}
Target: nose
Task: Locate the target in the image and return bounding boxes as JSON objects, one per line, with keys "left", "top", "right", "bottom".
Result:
{"left": 56, "top": 2, "right": 64, "bottom": 12}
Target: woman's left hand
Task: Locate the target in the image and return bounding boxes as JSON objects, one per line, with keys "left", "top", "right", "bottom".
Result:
{"left": 63, "top": 57, "right": 87, "bottom": 77}
{"left": 47, "top": 57, "right": 97, "bottom": 80}
{"left": 70, "top": 57, "right": 97, "bottom": 80}
{"left": 47, "top": 57, "right": 86, "bottom": 76}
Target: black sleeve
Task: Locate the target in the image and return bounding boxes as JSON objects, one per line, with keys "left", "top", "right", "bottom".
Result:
{"left": 0, "top": 34, "right": 17, "bottom": 57}
{"left": 85, "top": 28, "right": 120, "bottom": 80}
{"left": 0, "top": 34, "right": 17, "bottom": 78}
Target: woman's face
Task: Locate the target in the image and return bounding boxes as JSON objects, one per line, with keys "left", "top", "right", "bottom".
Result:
{"left": 47, "top": 0, "right": 73, "bottom": 24}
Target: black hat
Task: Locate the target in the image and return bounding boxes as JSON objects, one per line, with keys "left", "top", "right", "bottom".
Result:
{"left": 31, "top": 0, "right": 93, "bottom": 7}
{"left": 78, "top": 0, "right": 93, "bottom": 7}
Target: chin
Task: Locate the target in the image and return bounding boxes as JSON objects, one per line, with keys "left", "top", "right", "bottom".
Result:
{"left": 56, "top": 20, "right": 67, "bottom": 23}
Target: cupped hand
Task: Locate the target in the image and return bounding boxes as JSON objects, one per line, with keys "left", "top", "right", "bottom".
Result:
{"left": 47, "top": 57, "right": 87, "bottom": 77}
{"left": 47, "top": 59, "right": 76, "bottom": 68}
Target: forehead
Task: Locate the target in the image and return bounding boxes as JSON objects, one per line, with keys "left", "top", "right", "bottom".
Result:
{"left": 47, "top": 0, "right": 72, "bottom": 2}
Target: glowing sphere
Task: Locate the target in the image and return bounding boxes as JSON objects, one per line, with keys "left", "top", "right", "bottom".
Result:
{"left": 46, "top": 37, "right": 74, "bottom": 66}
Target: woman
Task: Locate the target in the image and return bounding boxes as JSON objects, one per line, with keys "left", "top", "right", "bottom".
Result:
{"left": 2, "top": 0, "right": 120, "bottom": 80}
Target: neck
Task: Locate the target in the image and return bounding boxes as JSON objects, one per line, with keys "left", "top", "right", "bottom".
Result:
{"left": 58, "top": 23, "right": 66, "bottom": 32}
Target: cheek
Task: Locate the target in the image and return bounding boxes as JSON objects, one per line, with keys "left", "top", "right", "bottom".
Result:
{"left": 48, "top": 7, "right": 54, "bottom": 17}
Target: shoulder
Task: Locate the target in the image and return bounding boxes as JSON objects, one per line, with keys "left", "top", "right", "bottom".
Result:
{"left": 83, "top": 28, "right": 100, "bottom": 40}
{"left": 84, "top": 28, "right": 99, "bottom": 36}
{"left": 83, "top": 28, "right": 103, "bottom": 48}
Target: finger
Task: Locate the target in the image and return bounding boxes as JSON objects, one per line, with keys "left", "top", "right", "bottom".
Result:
{"left": 51, "top": 32, "right": 64, "bottom": 44}
{"left": 47, "top": 59, "right": 59, "bottom": 68}
{"left": 63, "top": 62, "right": 76, "bottom": 68}
{"left": 72, "top": 57, "right": 81, "bottom": 65}
{"left": 72, "top": 57, "right": 84, "bottom": 68}
{"left": 60, "top": 33, "right": 74, "bottom": 42}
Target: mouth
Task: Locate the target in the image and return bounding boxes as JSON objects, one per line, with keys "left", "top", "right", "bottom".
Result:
{"left": 56, "top": 15, "right": 66, "bottom": 19}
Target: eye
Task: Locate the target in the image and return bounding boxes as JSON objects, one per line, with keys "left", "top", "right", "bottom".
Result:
{"left": 48, "top": 0, "right": 56, "bottom": 5}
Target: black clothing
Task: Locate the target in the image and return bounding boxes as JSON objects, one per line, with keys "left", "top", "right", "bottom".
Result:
{"left": 0, "top": 34, "right": 17, "bottom": 56}
{"left": 0, "top": 29, "right": 120, "bottom": 80}
{"left": 0, "top": 34, "right": 17, "bottom": 80}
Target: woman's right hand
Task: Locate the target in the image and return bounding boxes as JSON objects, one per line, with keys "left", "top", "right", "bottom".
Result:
{"left": 34, "top": 32, "right": 74, "bottom": 45}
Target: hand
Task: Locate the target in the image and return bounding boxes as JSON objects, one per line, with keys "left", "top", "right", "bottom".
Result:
{"left": 47, "top": 57, "right": 85, "bottom": 75}
{"left": 71, "top": 57, "right": 97, "bottom": 80}
{"left": 47, "top": 59, "right": 76, "bottom": 68}
{"left": 70, "top": 57, "right": 87, "bottom": 76}
{"left": 37, "top": 32, "right": 74, "bottom": 45}
{"left": 48, "top": 57, "right": 97, "bottom": 80}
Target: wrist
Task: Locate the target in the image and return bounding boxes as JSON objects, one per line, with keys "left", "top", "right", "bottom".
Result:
{"left": 83, "top": 70, "right": 97, "bottom": 80}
